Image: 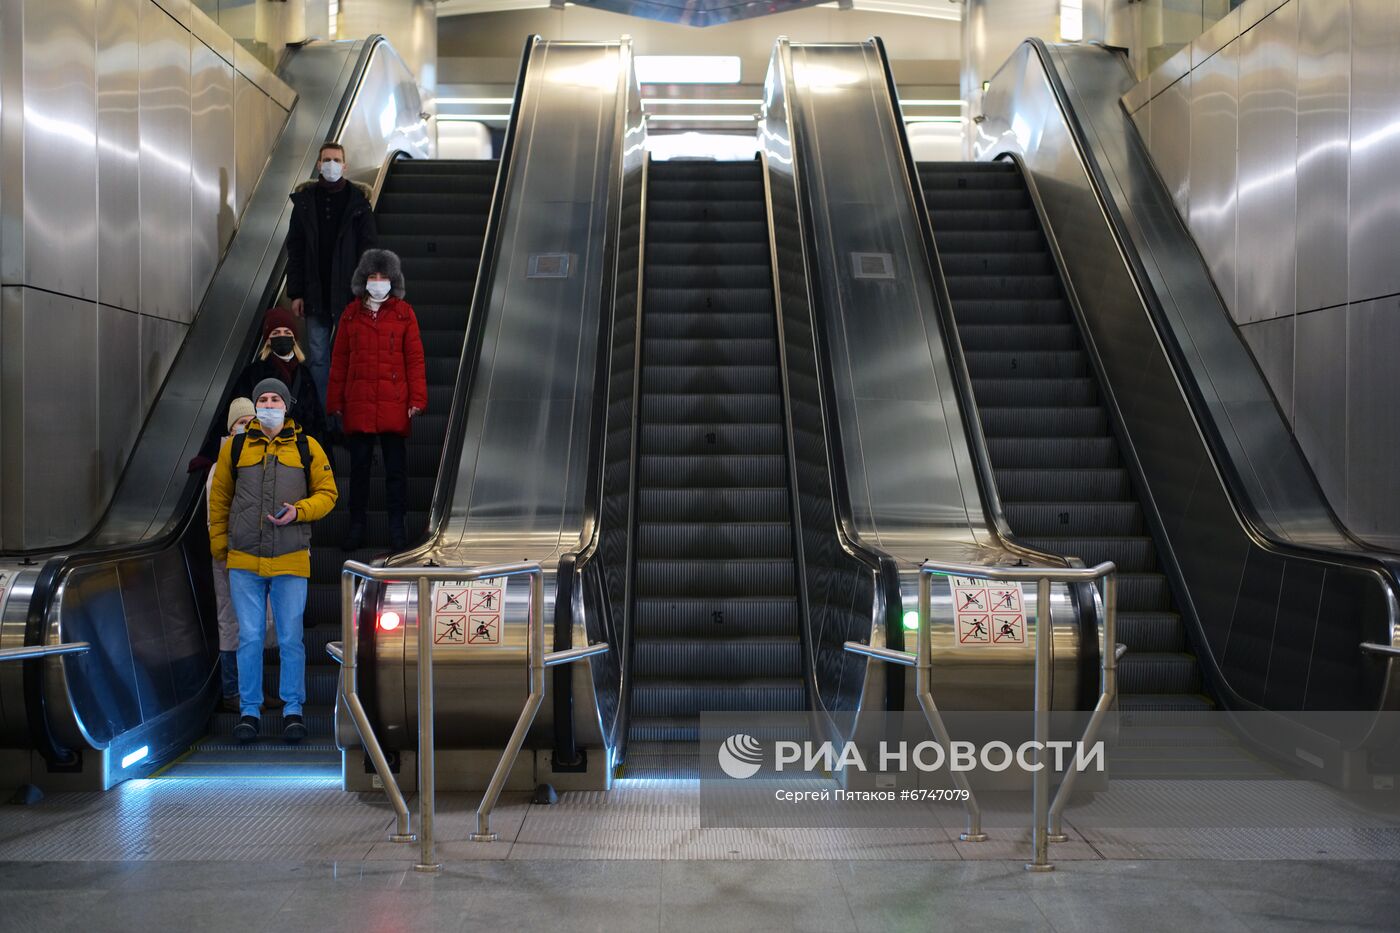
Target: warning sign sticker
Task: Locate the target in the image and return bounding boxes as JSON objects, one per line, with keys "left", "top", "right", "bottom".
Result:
{"left": 433, "top": 577, "right": 506, "bottom": 648}
{"left": 951, "top": 577, "right": 1025, "bottom": 647}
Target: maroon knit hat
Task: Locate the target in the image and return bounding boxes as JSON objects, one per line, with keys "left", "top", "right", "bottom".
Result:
{"left": 263, "top": 306, "right": 300, "bottom": 340}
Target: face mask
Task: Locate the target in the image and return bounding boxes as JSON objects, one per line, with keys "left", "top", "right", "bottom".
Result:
{"left": 256, "top": 407, "right": 285, "bottom": 434}
{"left": 319, "top": 160, "right": 343, "bottom": 183}
{"left": 232, "top": 424, "right": 247, "bottom": 435}
{"left": 269, "top": 336, "right": 295, "bottom": 357}
{"left": 365, "top": 280, "right": 392, "bottom": 301}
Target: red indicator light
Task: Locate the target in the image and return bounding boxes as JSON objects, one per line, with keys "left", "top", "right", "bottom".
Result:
{"left": 379, "top": 610, "right": 401, "bottom": 632}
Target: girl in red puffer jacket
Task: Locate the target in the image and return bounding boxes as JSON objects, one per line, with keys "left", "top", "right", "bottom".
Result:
{"left": 326, "top": 249, "right": 427, "bottom": 551}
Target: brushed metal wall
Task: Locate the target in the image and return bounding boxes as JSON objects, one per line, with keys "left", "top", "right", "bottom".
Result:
{"left": 0, "top": 0, "right": 294, "bottom": 550}
{"left": 1128, "top": 0, "right": 1400, "bottom": 549}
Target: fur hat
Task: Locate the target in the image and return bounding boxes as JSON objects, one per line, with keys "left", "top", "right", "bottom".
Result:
{"left": 351, "top": 249, "right": 406, "bottom": 299}
{"left": 226, "top": 397, "right": 256, "bottom": 433}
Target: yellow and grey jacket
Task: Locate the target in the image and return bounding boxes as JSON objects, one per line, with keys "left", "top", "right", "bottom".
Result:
{"left": 208, "top": 419, "right": 337, "bottom": 577}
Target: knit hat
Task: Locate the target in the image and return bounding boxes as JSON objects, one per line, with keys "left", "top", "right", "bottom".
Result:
{"left": 350, "top": 249, "right": 406, "bottom": 298}
{"left": 251, "top": 377, "right": 292, "bottom": 411}
{"left": 262, "top": 306, "right": 300, "bottom": 341}
{"left": 226, "top": 397, "right": 256, "bottom": 432}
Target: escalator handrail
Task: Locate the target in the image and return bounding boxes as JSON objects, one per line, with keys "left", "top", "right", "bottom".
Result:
{"left": 869, "top": 36, "right": 1071, "bottom": 572}
{"left": 406, "top": 36, "right": 538, "bottom": 557}
{"left": 17, "top": 35, "right": 406, "bottom": 766}
{"left": 1012, "top": 38, "right": 1400, "bottom": 632}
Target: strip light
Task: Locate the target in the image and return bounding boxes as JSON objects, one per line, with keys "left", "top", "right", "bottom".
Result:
{"left": 121, "top": 745, "right": 149, "bottom": 770}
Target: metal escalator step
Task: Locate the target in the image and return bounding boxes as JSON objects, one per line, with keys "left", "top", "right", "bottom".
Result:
{"left": 633, "top": 597, "right": 801, "bottom": 637}
{"left": 639, "top": 393, "right": 783, "bottom": 424}
{"left": 1118, "top": 573, "right": 1173, "bottom": 611}
{"left": 313, "top": 510, "right": 429, "bottom": 546}
{"left": 646, "top": 200, "right": 768, "bottom": 223}
{"left": 928, "top": 208, "right": 1039, "bottom": 232}
{"left": 919, "top": 160, "right": 1018, "bottom": 176}
{"left": 638, "top": 453, "right": 788, "bottom": 487}
{"left": 647, "top": 244, "right": 770, "bottom": 266}
{"left": 381, "top": 172, "right": 496, "bottom": 195}
{"left": 964, "top": 349, "right": 1090, "bottom": 381}
{"left": 634, "top": 637, "right": 803, "bottom": 678}
{"left": 1003, "top": 501, "right": 1144, "bottom": 536}
{"left": 644, "top": 312, "right": 781, "bottom": 339}
{"left": 1118, "top": 651, "right": 1206, "bottom": 695}
{"left": 393, "top": 257, "right": 480, "bottom": 283}
{"left": 933, "top": 230, "right": 1048, "bottom": 253}
{"left": 1117, "top": 694, "right": 1217, "bottom": 715}
{"left": 972, "top": 377, "right": 1099, "bottom": 407}
{"left": 634, "top": 558, "right": 797, "bottom": 598}
{"left": 946, "top": 274, "right": 1062, "bottom": 300}
{"left": 646, "top": 179, "right": 766, "bottom": 201}
{"left": 636, "top": 488, "right": 792, "bottom": 523}
{"left": 416, "top": 330, "right": 468, "bottom": 355}
{"left": 1017, "top": 535, "right": 1158, "bottom": 573}
{"left": 1117, "top": 611, "right": 1188, "bottom": 653}
{"left": 923, "top": 188, "right": 1031, "bottom": 211}
{"left": 303, "top": 587, "right": 345, "bottom": 628}
{"left": 986, "top": 436, "right": 1119, "bottom": 468}
{"left": 994, "top": 468, "right": 1132, "bottom": 502}
{"left": 958, "top": 324, "right": 1079, "bottom": 352}
{"left": 393, "top": 159, "right": 498, "bottom": 175}
{"left": 411, "top": 280, "right": 483, "bottom": 306}
{"left": 644, "top": 287, "right": 776, "bottom": 315}
{"left": 652, "top": 161, "right": 767, "bottom": 179}
{"left": 646, "top": 220, "right": 769, "bottom": 243}
{"left": 373, "top": 192, "right": 492, "bottom": 216}
{"left": 640, "top": 423, "right": 785, "bottom": 455}
{"left": 635, "top": 522, "right": 794, "bottom": 559}
{"left": 375, "top": 234, "right": 485, "bottom": 259}
{"left": 941, "top": 253, "right": 1054, "bottom": 276}
{"left": 641, "top": 365, "right": 782, "bottom": 395}
{"left": 952, "top": 299, "right": 1073, "bottom": 326}
{"left": 626, "top": 718, "right": 702, "bottom": 743}
{"left": 412, "top": 304, "right": 471, "bottom": 331}
{"left": 643, "top": 264, "right": 772, "bottom": 289}
{"left": 642, "top": 337, "right": 779, "bottom": 366}
{"left": 979, "top": 406, "right": 1107, "bottom": 437}
{"left": 629, "top": 679, "right": 806, "bottom": 717}
{"left": 377, "top": 214, "right": 481, "bottom": 236}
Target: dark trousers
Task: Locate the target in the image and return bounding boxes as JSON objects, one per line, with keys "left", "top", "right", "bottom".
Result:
{"left": 346, "top": 433, "right": 406, "bottom": 524}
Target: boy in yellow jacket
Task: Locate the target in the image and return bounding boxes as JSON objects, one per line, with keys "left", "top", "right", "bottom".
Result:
{"left": 209, "top": 378, "right": 337, "bottom": 743}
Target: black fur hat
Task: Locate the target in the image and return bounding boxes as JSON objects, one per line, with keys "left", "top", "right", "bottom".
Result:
{"left": 351, "top": 248, "right": 406, "bottom": 298}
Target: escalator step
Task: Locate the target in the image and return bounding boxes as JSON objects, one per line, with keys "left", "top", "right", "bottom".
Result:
{"left": 375, "top": 234, "right": 485, "bottom": 260}
{"left": 382, "top": 173, "right": 496, "bottom": 196}
{"left": 633, "top": 637, "right": 803, "bottom": 678}
{"left": 647, "top": 220, "right": 769, "bottom": 244}
{"left": 630, "top": 679, "right": 806, "bottom": 718}
{"left": 635, "top": 522, "right": 794, "bottom": 559}
{"left": 393, "top": 159, "right": 498, "bottom": 176}
{"left": 395, "top": 257, "right": 481, "bottom": 284}
{"left": 377, "top": 214, "right": 484, "bottom": 236}
{"left": 646, "top": 199, "right": 767, "bottom": 223}
{"left": 638, "top": 453, "right": 787, "bottom": 487}
{"left": 642, "top": 337, "right": 779, "bottom": 366}
{"left": 633, "top": 596, "right": 801, "bottom": 637}
{"left": 924, "top": 188, "right": 1031, "bottom": 211}
{"left": 373, "top": 192, "right": 492, "bottom": 216}
{"left": 1116, "top": 611, "right": 1188, "bottom": 653}
{"left": 643, "top": 264, "right": 771, "bottom": 289}
{"left": 964, "top": 350, "right": 1088, "bottom": 378}
{"left": 637, "top": 488, "right": 792, "bottom": 523}
{"left": 643, "top": 287, "right": 776, "bottom": 315}
{"left": 647, "top": 179, "right": 766, "bottom": 201}
{"left": 648, "top": 245, "right": 770, "bottom": 268}
{"left": 959, "top": 324, "right": 1080, "bottom": 352}
{"left": 642, "top": 365, "right": 781, "bottom": 395}
{"left": 1118, "top": 693, "right": 1216, "bottom": 713}
{"left": 1017, "top": 535, "right": 1158, "bottom": 573}
{"left": 1002, "top": 501, "right": 1144, "bottom": 536}
{"left": 994, "top": 468, "right": 1132, "bottom": 502}
{"left": 947, "top": 274, "right": 1062, "bottom": 300}
{"left": 645, "top": 312, "right": 780, "bottom": 339}
{"left": 986, "top": 437, "right": 1119, "bottom": 468}
{"left": 639, "top": 423, "right": 785, "bottom": 455}
{"left": 929, "top": 208, "right": 1039, "bottom": 231}
{"left": 640, "top": 393, "right": 783, "bottom": 424}
{"left": 651, "top": 161, "right": 765, "bottom": 179}
{"left": 979, "top": 406, "right": 1107, "bottom": 437}
{"left": 942, "top": 253, "right": 1055, "bottom": 276}
{"left": 633, "top": 559, "right": 797, "bottom": 597}
{"left": 952, "top": 299, "right": 1073, "bottom": 326}
{"left": 935, "top": 230, "right": 1049, "bottom": 253}
{"left": 1118, "top": 652, "right": 1204, "bottom": 694}
{"left": 1117, "top": 573, "right": 1173, "bottom": 611}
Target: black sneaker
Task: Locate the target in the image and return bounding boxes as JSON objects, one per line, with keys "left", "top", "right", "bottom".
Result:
{"left": 233, "top": 715, "right": 260, "bottom": 743}
{"left": 283, "top": 714, "right": 308, "bottom": 744}
{"left": 342, "top": 521, "right": 366, "bottom": 552}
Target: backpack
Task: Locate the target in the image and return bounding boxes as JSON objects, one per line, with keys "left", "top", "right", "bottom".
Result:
{"left": 230, "top": 429, "right": 313, "bottom": 494}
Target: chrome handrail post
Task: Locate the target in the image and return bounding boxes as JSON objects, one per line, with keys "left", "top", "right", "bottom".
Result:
{"left": 339, "top": 565, "right": 414, "bottom": 842}
{"left": 414, "top": 576, "right": 441, "bottom": 873}
{"left": 917, "top": 571, "right": 987, "bottom": 842}
{"left": 471, "top": 567, "right": 548, "bottom": 842}
{"left": 1027, "top": 576, "right": 1055, "bottom": 872}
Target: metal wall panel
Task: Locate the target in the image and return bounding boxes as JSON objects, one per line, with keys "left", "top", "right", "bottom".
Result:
{"left": 1348, "top": 0, "right": 1400, "bottom": 303}
{"left": 20, "top": 290, "right": 99, "bottom": 545}
{"left": 22, "top": 0, "right": 98, "bottom": 300}
{"left": 1150, "top": 76, "right": 1192, "bottom": 215}
{"left": 233, "top": 72, "right": 268, "bottom": 217}
{"left": 190, "top": 41, "right": 234, "bottom": 304}
{"left": 97, "top": 0, "right": 142, "bottom": 313}
{"left": 1345, "top": 296, "right": 1400, "bottom": 547}
{"left": 1240, "top": 315, "right": 1295, "bottom": 421}
{"left": 138, "top": 1, "right": 193, "bottom": 322}
{"left": 1235, "top": 2, "right": 1296, "bottom": 324}
{"left": 96, "top": 304, "right": 142, "bottom": 510}
{"left": 1295, "top": 0, "right": 1350, "bottom": 315}
{"left": 1188, "top": 41, "right": 1238, "bottom": 319}
{"left": 140, "top": 315, "right": 188, "bottom": 413}
{"left": 1293, "top": 305, "right": 1347, "bottom": 522}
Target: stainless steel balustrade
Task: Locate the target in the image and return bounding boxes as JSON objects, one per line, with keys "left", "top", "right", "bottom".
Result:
{"left": 337, "top": 560, "right": 607, "bottom": 872}
{"left": 0, "top": 643, "right": 90, "bottom": 662}
{"left": 845, "top": 559, "right": 1118, "bottom": 872}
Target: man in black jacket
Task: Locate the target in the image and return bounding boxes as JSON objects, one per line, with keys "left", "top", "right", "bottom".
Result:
{"left": 285, "top": 142, "right": 376, "bottom": 404}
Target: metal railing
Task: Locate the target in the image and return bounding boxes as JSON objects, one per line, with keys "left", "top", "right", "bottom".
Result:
{"left": 845, "top": 558, "right": 1117, "bottom": 872}
{"left": 0, "top": 642, "right": 90, "bottom": 662}
{"left": 335, "top": 559, "right": 607, "bottom": 873}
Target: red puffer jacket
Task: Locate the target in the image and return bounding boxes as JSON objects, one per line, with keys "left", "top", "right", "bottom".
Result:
{"left": 326, "top": 296, "right": 428, "bottom": 436}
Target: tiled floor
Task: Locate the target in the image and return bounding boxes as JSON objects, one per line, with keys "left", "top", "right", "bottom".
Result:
{"left": 1, "top": 776, "right": 1399, "bottom": 931}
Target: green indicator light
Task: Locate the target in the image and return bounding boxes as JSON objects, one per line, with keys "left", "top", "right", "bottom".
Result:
{"left": 902, "top": 610, "right": 919, "bottom": 631}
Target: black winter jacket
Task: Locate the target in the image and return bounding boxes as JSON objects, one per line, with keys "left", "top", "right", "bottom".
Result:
{"left": 233, "top": 357, "right": 328, "bottom": 444}
{"left": 285, "top": 180, "right": 376, "bottom": 323}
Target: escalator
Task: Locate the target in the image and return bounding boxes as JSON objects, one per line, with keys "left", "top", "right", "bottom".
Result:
{"left": 196, "top": 159, "right": 499, "bottom": 758}
{"left": 626, "top": 159, "right": 807, "bottom": 746}
{"left": 920, "top": 160, "right": 1210, "bottom": 714}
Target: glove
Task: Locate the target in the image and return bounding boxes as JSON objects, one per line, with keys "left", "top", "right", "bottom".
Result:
{"left": 187, "top": 455, "right": 214, "bottom": 475}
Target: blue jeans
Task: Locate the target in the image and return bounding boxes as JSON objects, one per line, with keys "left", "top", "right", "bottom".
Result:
{"left": 304, "top": 314, "right": 333, "bottom": 407}
{"left": 229, "top": 569, "right": 307, "bottom": 718}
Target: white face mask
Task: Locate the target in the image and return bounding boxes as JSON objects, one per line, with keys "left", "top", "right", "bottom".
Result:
{"left": 319, "top": 159, "right": 343, "bottom": 183}
{"left": 232, "top": 424, "right": 248, "bottom": 435}
{"left": 365, "top": 280, "right": 392, "bottom": 301}
{"left": 256, "top": 407, "right": 285, "bottom": 434}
